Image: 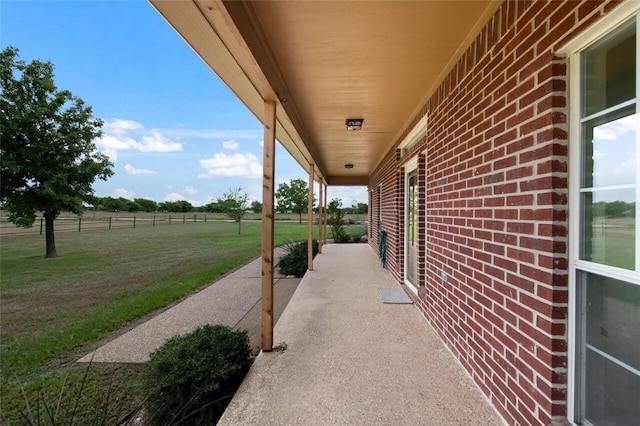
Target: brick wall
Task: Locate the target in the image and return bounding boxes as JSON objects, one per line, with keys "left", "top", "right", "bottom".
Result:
{"left": 368, "top": 1, "right": 624, "bottom": 424}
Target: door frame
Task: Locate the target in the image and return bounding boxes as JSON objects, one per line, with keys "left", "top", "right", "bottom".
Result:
{"left": 404, "top": 157, "right": 419, "bottom": 294}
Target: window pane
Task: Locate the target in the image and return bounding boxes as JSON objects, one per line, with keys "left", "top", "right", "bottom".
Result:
{"left": 580, "top": 18, "right": 637, "bottom": 271}
{"left": 582, "top": 19, "right": 635, "bottom": 117}
{"left": 580, "top": 271, "right": 640, "bottom": 425}
{"left": 581, "top": 111, "right": 636, "bottom": 189}
{"left": 585, "top": 272, "right": 640, "bottom": 370}
{"left": 585, "top": 349, "right": 640, "bottom": 425}
{"left": 580, "top": 189, "right": 636, "bottom": 269}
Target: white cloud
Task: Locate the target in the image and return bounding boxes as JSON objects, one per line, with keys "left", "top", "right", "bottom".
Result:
{"left": 614, "top": 155, "right": 636, "bottom": 177}
{"left": 95, "top": 119, "right": 184, "bottom": 161}
{"left": 112, "top": 188, "right": 136, "bottom": 199}
{"left": 95, "top": 134, "right": 138, "bottom": 161}
{"left": 102, "top": 118, "right": 144, "bottom": 135}
{"left": 138, "top": 130, "right": 183, "bottom": 153}
{"left": 199, "top": 152, "right": 262, "bottom": 178}
{"left": 164, "top": 192, "right": 185, "bottom": 202}
{"left": 161, "top": 129, "right": 263, "bottom": 140}
{"left": 223, "top": 140, "right": 239, "bottom": 150}
{"left": 593, "top": 115, "right": 636, "bottom": 141}
{"left": 124, "top": 164, "right": 156, "bottom": 175}
{"left": 327, "top": 186, "right": 369, "bottom": 205}
{"left": 184, "top": 186, "right": 198, "bottom": 196}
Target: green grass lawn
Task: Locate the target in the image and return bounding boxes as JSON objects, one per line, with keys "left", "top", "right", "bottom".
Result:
{"left": 0, "top": 220, "right": 317, "bottom": 423}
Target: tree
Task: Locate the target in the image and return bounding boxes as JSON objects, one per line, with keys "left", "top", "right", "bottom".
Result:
{"left": 99, "top": 196, "right": 130, "bottom": 212}
{"left": 134, "top": 198, "right": 158, "bottom": 212}
{"left": 158, "top": 200, "right": 193, "bottom": 213}
{"left": 328, "top": 198, "right": 348, "bottom": 242}
{"left": 275, "top": 178, "right": 314, "bottom": 224}
{"left": 218, "top": 186, "right": 249, "bottom": 234}
{"left": 250, "top": 200, "right": 262, "bottom": 213}
{"left": 351, "top": 202, "right": 368, "bottom": 215}
{"left": 0, "top": 47, "right": 113, "bottom": 257}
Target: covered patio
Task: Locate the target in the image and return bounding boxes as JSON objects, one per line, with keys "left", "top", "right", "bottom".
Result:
{"left": 218, "top": 244, "right": 502, "bottom": 425}
{"left": 148, "top": 0, "right": 502, "bottom": 351}
{"left": 146, "top": 1, "right": 640, "bottom": 424}
{"left": 147, "top": 0, "right": 508, "bottom": 422}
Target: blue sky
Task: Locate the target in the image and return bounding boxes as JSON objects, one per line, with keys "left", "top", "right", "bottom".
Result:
{"left": 1, "top": 0, "right": 368, "bottom": 207}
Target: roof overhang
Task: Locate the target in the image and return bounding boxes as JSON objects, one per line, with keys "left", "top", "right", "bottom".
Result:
{"left": 149, "top": 0, "right": 502, "bottom": 185}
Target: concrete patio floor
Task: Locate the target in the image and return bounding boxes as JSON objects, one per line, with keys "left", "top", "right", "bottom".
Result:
{"left": 219, "top": 243, "right": 503, "bottom": 425}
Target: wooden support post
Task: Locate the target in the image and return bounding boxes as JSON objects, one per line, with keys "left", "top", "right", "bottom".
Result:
{"left": 323, "top": 183, "right": 328, "bottom": 245}
{"left": 308, "top": 163, "right": 315, "bottom": 271}
{"left": 261, "top": 100, "right": 276, "bottom": 351}
{"left": 318, "top": 180, "right": 323, "bottom": 254}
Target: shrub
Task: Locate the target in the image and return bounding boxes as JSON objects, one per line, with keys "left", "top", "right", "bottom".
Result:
{"left": 348, "top": 225, "right": 368, "bottom": 243}
{"left": 142, "top": 325, "right": 253, "bottom": 425}
{"left": 327, "top": 198, "right": 348, "bottom": 242}
{"left": 277, "top": 239, "right": 319, "bottom": 277}
{"left": 335, "top": 233, "right": 352, "bottom": 243}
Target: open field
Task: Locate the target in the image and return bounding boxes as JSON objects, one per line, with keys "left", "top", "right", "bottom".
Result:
{"left": 0, "top": 211, "right": 368, "bottom": 236}
{"left": 1, "top": 220, "right": 343, "bottom": 423}
{"left": 589, "top": 217, "right": 635, "bottom": 269}
{"left": 0, "top": 220, "right": 326, "bottom": 376}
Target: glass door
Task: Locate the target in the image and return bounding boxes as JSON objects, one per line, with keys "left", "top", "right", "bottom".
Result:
{"left": 406, "top": 170, "right": 418, "bottom": 291}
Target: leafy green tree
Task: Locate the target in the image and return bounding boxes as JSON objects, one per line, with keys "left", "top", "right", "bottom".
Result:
{"left": 0, "top": 47, "right": 113, "bottom": 257}
{"left": 134, "top": 198, "right": 158, "bottom": 212}
{"left": 275, "top": 178, "right": 314, "bottom": 224}
{"left": 204, "top": 200, "right": 224, "bottom": 213}
{"left": 592, "top": 200, "right": 635, "bottom": 218}
{"left": 218, "top": 186, "right": 249, "bottom": 234}
{"left": 352, "top": 202, "right": 368, "bottom": 215}
{"left": 250, "top": 200, "right": 262, "bottom": 213}
{"left": 125, "top": 200, "right": 140, "bottom": 212}
{"left": 328, "top": 198, "right": 348, "bottom": 242}
{"left": 158, "top": 200, "right": 193, "bottom": 213}
{"left": 99, "top": 196, "right": 130, "bottom": 212}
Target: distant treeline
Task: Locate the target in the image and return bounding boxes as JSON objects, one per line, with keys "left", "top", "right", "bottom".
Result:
{"left": 83, "top": 197, "right": 368, "bottom": 215}
{"left": 591, "top": 201, "right": 635, "bottom": 218}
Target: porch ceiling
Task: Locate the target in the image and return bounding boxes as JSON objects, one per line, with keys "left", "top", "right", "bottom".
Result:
{"left": 149, "top": 0, "right": 501, "bottom": 186}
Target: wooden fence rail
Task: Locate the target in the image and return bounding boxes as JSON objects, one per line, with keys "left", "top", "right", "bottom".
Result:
{"left": 0, "top": 211, "right": 366, "bottom": 236}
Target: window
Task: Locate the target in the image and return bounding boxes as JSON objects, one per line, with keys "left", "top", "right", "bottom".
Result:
{"left": 579, "top": 20, "right": 636, "bottom": 270}
{"left": 571, "top": 15, "right": 640, "bottom": 426}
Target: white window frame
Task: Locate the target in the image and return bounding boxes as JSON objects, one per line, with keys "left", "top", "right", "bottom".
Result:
{"left": 399, "top": 114, "right": 428, "bottom": 157}
{"left": 562, "top": 2, "right": 640, "bottom": 422}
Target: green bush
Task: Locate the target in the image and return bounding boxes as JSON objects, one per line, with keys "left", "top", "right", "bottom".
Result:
{"left": 348, "top": 225, "right": 368, "bottom": 243}
{"left": 277, "top": 240, "right": 319, "bottom": 277}
{"left": 142, "top": 325, "right": 253, "bottom": 425}
{"left": 328, "top": 198, "right": 348, "bottom": 242}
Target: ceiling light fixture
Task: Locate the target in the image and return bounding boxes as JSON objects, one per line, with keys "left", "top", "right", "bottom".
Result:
{"left": 345, "top": 163, "right": 354, "bottom": 169}
{"left": 345, "top": 118, "right": 364, "bottom": 131}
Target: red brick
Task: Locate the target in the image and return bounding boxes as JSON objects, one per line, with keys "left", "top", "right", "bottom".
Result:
{"left": 507, "top": 247, "right": 535, "bottom": 264}
{"left": 537, "top": 191, "right": 568, "bottom": 205}
{"left": 507, "top": 222, "right": 534, "bottom": 234}
{"left": 507, "top": 273, "right": 535, "bottom": 295}
{"left": 495, "top": 256, "right": 518, "bottom": 273}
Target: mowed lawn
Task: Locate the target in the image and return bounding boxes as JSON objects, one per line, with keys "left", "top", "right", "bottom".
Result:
{"left": 1, "top": 220, "right": 312, "bottom": 380}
